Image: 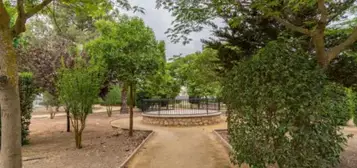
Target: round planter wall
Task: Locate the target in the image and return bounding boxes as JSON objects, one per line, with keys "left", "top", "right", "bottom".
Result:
{"left": 142, "top": 112, "right": 222, "bottom": 126}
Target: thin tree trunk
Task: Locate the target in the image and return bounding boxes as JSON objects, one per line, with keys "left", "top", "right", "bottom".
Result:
{"left": 0, "top": 28, "right": 22, "bottom": 168}
{"left": 129, "top": 83, "right": 134, "bottom": 136}
{"left": 75, "top": 131, "right": 82, "bottom": 149}
{"left": 120, "top": 83, "right": 128, "bottom": 114}
{"left": 66, "top": 107, "right": 70, "bottom": 132}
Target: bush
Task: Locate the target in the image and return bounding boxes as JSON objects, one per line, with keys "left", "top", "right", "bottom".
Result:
{"left": 103, "top": 85, "right": 121, "bottom": 105}
{"left": 223, "top": 41, "right": 347, "bottom": 168}
{"left": 103, "top": 85, "right": 121, "bottom": 117}
{"left": 323, "top": 83, "right": 351, "bottom": 126}
{"left": 136, "top": 91, "right": 151, "bottom": 112}
{"left": 43, "top": 91, "right": 59, "bottom": 119}
{"left": 58, "top": 59, "right": 103, "bottom": 149}
{"left": 19, "top": 72, "right": 37, "bottom": 145}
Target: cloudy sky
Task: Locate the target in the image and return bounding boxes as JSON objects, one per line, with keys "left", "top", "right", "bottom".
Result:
{"left": 122, "top": 0, "right": 213, "bottom": 59}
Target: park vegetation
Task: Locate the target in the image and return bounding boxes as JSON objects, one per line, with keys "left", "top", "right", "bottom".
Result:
{"left": 157, "top": 0, "right": 357, "bottom": 167}
{"left": 57, "top": 58, "right": 104, "bottom": 149}
{"left": 2, "top": 0, "right": 357, "bottom": 168}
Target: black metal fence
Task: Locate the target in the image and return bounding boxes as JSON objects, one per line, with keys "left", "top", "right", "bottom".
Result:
{"left": 141, "top": 98, "right": 224, "bottom": 115}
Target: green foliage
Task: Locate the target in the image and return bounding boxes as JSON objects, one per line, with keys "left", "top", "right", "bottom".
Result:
{"left": 103, "top": 85, "right": 122, "bottom": 106}
{"left": 43, "top": 91, "right": 59, "bottom": 108}
{"left": 135, "top": 91, "right": 151, "bottom": 111}
{"left": 19, "top": 72, "right": 37, "bottom": 145}
{"left": 58, "top": 58, "right": 103, "bottom": 120}
{"left": 103, "top": 85, "right": 121, "bottom": 117}
{"left": 323, "top": 83, "right": 351, "bottom": 126}
{"left": 0, "top": 72, "right": 35, "bottom": 146}
{"left": 223, "top": 41, "right": 347, "bottom": 168}
{"left": 169, "top": 48, "right": 221, "bottom": 97}
{"left": 86, "top": 17, "right": 161, "bottom": 86}
{"left": 58, "top": 57, "right": 104, "bottom": 148}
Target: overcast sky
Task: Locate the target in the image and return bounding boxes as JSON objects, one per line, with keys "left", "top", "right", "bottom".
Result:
{"left": 122, "top": 0, "right": 212, "bottom": 59}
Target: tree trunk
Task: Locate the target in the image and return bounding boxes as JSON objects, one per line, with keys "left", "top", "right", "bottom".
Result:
{"left": 120, "top": 83, "right": 128, "bottom": 114}
{"left": 66, "top": 107, "right": 70, "bottom": 132}
{"left": 313, "top": 33, "right": 329, "bottom": 68}
{"left": 74, "top": 130, "right": 82, "bottom": 149}
{"left": 0, "top": 28, "right": 22, "bottom": 168}
{"left": 129, "top": 83, "right": 134, "bottom": 136}
{"left": 106, "top": 106, "right": 112, "bottom": 117}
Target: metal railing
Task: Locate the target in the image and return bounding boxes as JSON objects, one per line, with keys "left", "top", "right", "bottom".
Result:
{"left": 141, "top": 98, "right": 224, "bottom": 115}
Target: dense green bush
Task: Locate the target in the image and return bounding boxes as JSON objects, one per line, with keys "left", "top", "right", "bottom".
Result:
{"left": 349, "top": 89, "right": 357, "bottom": 126}
{"left": 323, "top": 83, "right": 351, "bottom": 126}
{"left": 223, "top": 41, "right": 347, "bottom": 168}
{"left": 19, "top": 72, "right": 37, "bottom": 145}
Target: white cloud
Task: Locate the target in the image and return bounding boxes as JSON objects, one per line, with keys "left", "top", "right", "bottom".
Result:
{"left": 122, "top": 0, "right": 212, "bottom": 59}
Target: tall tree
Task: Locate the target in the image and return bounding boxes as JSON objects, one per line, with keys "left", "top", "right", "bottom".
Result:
{"left": 86, "top": 17, "right": 161, "bottom": 136}
{"left": 157, "top": 0, "right": 357, "bottom": 68}
{"left": 0, "top": 0, "right": 140, "bottom": 167}
{"left": 169, "top": 48, "right": 221, "bottom": 98}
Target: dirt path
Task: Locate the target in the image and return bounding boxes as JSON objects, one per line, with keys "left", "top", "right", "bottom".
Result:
{"left": 111, "top": 117, "right": 233, "bottom": 168}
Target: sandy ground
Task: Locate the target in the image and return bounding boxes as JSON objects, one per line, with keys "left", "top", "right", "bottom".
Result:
{"left": 31, "top": 105, "right": 122, "bottom": 118}
{"left": 217, "top": 122, "right": 357, "bottom": 168}
{"left": 21, "top": 111, "right": 146, "bottom": 168}
{"left": 112, "top": 117, "right": 235, "bottom": 168}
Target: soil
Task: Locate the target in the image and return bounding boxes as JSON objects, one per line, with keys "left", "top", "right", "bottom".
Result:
{"left": 216, "top": 126, "right": 357, "bottom": 168}
{"left": 111, "top": 117, "right": 235, "bottom": 168}
{"left": 22, "top": 112, "right": 148, "bottom": 168}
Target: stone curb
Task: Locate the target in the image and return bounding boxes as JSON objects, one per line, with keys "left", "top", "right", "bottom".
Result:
{"left": 110, "top": 119, "right": 155, "bottom": 168}
{"left": 213, "top": 129, "right": 232, "bottom": 150}
{"left": 118, "top": 131, "right": 155, "bottom": 168}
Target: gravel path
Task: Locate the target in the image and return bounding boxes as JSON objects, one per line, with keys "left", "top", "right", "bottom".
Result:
{"left": 111, "top": 116, "right": 234, "bottom": 168}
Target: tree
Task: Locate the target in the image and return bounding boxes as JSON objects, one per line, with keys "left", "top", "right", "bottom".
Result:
{"left": 0, "top": 0, "right": 140, "bottom": 167}
{"left": 224, "top": 41, "right": 347, "bottom": 168}
{"left": 58, "top": 57, "right": 104, "bottom": 149}
{"left": 0, "top": 72, "right": 36, "bottom": 146}
{"left": 157, "top": 0, "right": 357, "bottom": 68}
{"left": 169, "top": 48, "right": 221, "bottom": 98}
{"left": 86, "top": 17, "right": 161, "bottom": 136}
{"left": 137, "top": 40, "right": 181, "bottom": 100}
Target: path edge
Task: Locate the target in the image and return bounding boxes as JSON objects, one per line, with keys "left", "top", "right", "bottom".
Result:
{"left": 118, "top": 130, "right": 154, "bottom": 168}
{"left": 213, "top": 129, "right": 232, "bottom": 150}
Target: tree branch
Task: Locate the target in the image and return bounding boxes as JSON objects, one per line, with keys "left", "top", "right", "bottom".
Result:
{"left": 0, "top": 0, "right": 10, "bottom": 27}
{"left": 12, "top": 0, "right": 26, "bottom": 37}
{"left": 25, "top": 0, "right": 53, "bottom": 19}
{"left": 11, "top": 0, "right": 53, "bottom": 36}
{"left": 274, "top": 16, "right": 311, "bottom": 36}
{"left": 328, "top": 26, "right": 357, "bottom": 62}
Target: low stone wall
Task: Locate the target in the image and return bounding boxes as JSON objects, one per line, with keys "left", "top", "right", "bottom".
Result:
{"left": 142, "top": 113, "right": 222, "bottom": 126}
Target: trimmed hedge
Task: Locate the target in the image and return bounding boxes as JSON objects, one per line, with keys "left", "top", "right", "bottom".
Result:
{"left": 0, "top": 72, "right": 36, "bottom": 146}
{"left": 19, "top": 72, "right": 37, "bottom": 145}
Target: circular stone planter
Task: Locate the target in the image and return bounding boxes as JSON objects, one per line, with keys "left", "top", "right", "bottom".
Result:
{"left": 142, "top": 110, "right": 222, "bottom": 126}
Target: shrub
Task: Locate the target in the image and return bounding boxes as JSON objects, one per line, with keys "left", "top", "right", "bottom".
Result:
{"left": 58, "top": 59, "right": 103, "bottom": 149}
{"left": 19, "top": 72, "right": 37, "bottom": 145}
{"left": 349, "top": 89, "right": 357, "bottom": 126}
{"left": 136, "top": 91, "right": 151, "bottom": 112}
{"left": 103, "top": 85, "right": 121, "bottom": 117}
{"left": 43, "top": 91, "right": 59, "bottom": 119}
{"left": 323, "top": 83, "right": 350, "bottom": 126}
{"left": 223, "top": 41, "right": 347, "bottom": 168}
